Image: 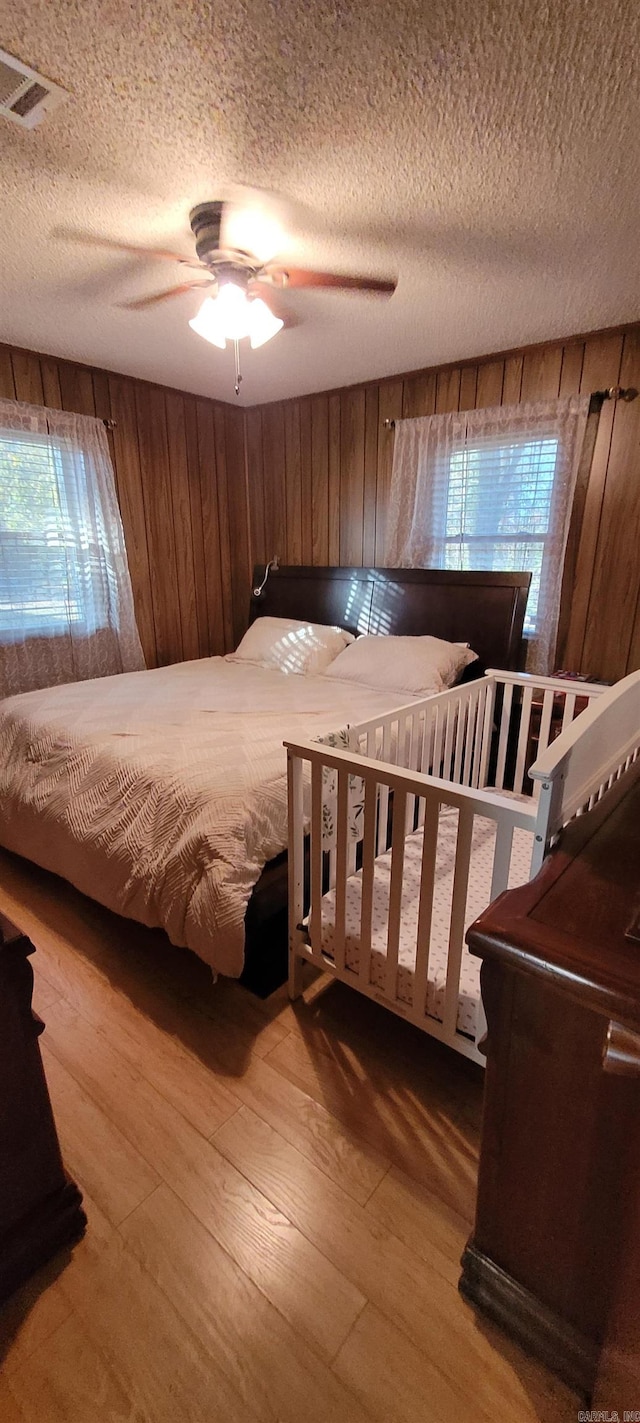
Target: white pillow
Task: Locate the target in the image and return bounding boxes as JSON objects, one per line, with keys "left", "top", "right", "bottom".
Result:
{"left": 322, "top": 634, "right": 477, "bottom": 695}
{"left": 228, "top": 616, "right": 354, "bottom": 676}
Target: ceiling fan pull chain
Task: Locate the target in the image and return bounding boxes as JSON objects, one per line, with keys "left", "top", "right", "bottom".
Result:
{"left": 233, "top": 338, "right": 242, "bottom": 397}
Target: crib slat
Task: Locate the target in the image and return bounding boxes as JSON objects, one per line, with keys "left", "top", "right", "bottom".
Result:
{"left": 287, "top": 751, "right": 304, "bottom": 929}
{"left": 413, "top": 796, "right": 440, "bottom": 1015}
{"left": 490, "top": 819, "right": 514, "bottom": 902}
{"left": 432, "top": 703, "right": 445, "bottom": 779}
{"left": 561, "top": 691, "right": 576, "bottom": 731}
{"left": 443, "top": 698, "right": 457, "bottom": 781}
{"left": 334, "top": 767, "right": 349, "bottom": 975}
{"left": 462, "top": 694, "right": 476, "bottom": 786}
{"left": 310, "top": 760, "right": 324, "bottom": 950}
{"left": 420, "top": 705, "right": 434, "bottom": 775}
{"left": 358, "top": 777, "right": 378, "bottom": 988}
{"left": 513, "top": 685, "right": 534, "bottom": 794}
{"left": 377, "top": 722, "right": 392, "bottom": 853}
{"left": 385, "top": 788, "right": 407, "bottom": 1001}
{"left": 468, "top": 684, "right": 483, "bottom": 788}
{"left": 531, "top": 688, "right": 555, "bottom": 802}
{"left": 416, "top": 707, "right": 433, "bottom": 829}
{"left": 452, "top": 696, "right": 466, "bottom": 784}
{"left": 477, "top": 679, "right": 495, "bottom": 789}
{"left": 537, "top": 688, "right": 555, "bottom": 757}
{"left": 442, "top": 804, "right": 475, "bottom": 1038}
{"left": 495, "top": 682, "right": 513, "bottom": 790}
{"left": 405, "top": 711, "right": 421, "bottom": 832}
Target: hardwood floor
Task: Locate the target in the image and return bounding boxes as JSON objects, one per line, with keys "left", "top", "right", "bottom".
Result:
{"left": 0, "top": 850, "right": 579, "bottom": 1421}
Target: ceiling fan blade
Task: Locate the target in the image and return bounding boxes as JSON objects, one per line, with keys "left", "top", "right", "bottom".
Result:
{"left": 120, "top": 280, "right": 215, "bottom": 310}
{"left": 265, "top": 267, "right": 397, "bottom": 294}
{"left": 60, "top": 230, "right": 204, "bottom": 269}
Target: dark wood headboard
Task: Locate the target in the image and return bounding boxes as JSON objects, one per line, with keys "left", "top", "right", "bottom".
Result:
{"left": 249, "top": 566, "right": 531, "bottom": 671}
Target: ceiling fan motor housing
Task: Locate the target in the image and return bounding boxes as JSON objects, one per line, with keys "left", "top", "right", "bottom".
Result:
{"left": 189, "top": 202, "right": 224, "bottom": 264}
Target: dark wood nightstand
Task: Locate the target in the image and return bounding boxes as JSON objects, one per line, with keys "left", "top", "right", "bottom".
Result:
{"left": 0, "top": 915, "right": 86, "bottom": 1303}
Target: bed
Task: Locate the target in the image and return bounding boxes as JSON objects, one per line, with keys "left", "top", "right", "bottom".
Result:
{"left": 0, "top": 565, "right": 531, "bottom": 989}
{"left": 285, "top": 669, "right": 640, "bottom": 1061}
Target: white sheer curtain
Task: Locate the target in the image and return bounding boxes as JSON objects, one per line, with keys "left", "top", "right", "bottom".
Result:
{"left": 385, "top": 395, "right": 590, "bottom": 672}
{"left": 0, "top": 399, "right": 145, "bottom": 697}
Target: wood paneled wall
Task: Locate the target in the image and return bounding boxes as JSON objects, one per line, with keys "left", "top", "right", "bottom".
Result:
{"left": 246, "top": 325, "right": 640, "bottom": 681}
{"left": 2, "top": 325, "right": 639, "bottom": 682}
{"left": 0, "top": 343, "right": 250, "bottom": 669}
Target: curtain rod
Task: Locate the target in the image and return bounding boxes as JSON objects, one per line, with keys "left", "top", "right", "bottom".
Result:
{"left": 382, "top": 386, "right": 638, "bottom": 429}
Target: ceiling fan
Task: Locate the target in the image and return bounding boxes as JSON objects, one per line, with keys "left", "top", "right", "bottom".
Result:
{"left": 76, "top": 199, "right": 397, "bottom": 393}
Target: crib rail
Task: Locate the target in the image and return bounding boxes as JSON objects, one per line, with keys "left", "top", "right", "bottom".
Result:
{"left": 486, "top": 670, "right": 605, "bottom": 796}
{"left": 285, "top": 668, "right": 610, "bottom": 1065}
{"left": 286, "top": 736, "right": 536, "bottom": 1063}
{"left": 339, "top": 670, "right": 605, "bottom": 804}
{"left": 529, "top": 669, "right": 640, "bottom": 870}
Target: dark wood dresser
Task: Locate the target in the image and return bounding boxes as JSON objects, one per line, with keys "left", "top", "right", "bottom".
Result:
{"left": 461, "top": 760, "right": 640, "bottom": 1402}
{"left": 0, "top": 915, "right": 86, "bottom": 1302}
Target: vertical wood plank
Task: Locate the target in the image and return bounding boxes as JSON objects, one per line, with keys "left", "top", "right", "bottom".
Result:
{"left": 502, "top": 355, "right": 523, "bottom": 405}
{"left": 563, "top": 332, "right": 624, "bottom": 671}
{"left": 299, "top": 398, "right": 313, "bottom": 564}
{"left": 435, "top": 368, "right": 460, "bottom": 413}
{"left": 581, "top": 329, "right": 640, "bottom": 678}
{"left": 213, "top": 406, "right": 235, "bottom": 652}
{"left": 183, "top": 394, "right": 209, "bottom": 657}
{"left": 261, "top": 403, "right": 287, "bottom": 563}
{"left": 58, "top": 363, "right": 96, "bottom": 417}
{"left": 91, "top": 370, "right": 119, "bottom": 501}
{"left": 458, "top": 366, "right": 478, "bottom": 411}
{"left": 310, "top": 395, "right": 329, "bottom": 564}
{"left": 374, "top": 380, "right": 403, "bottom": 563}
{"left": 559, "top": 343, "right": 585, "bottom": 398}
{"left": 244, "top": 408, "right": 266, "bottom": 570}
{"left": 519, "top": 347, "right": 562, "bottom": 402}
{"left": 107, "top": 376, "right": 157, "bottom": 667}
{"left": 284, "top": 401, "right": 303, "bottom": 564}
{"left": 165, "top": 392, "right": 200, "bottom": 663}
{"left": 475, "top": 360, "right": 504, "bottom": 409}
{"left": 0, "top": 347, "right": 16, "bottom": 398}
{"left": 135, "top": 385, "right": 183, "bottom": 665}
{"left": 327, "top": 393, "right": 341, "bottom": 564}
{"left": 401, "top": 373, "right": 436, "bottom": 419}
{"left": 11, "top": 351, "right": 44, "bottom": 405}
{"left": 363, "top": 386, "right": 379, "bottom": 565}
{"left": 195, "top": 399, "right": 226, "bottom": 657}
{"left": 340, "top": 388, "right": 366, "bottom": 565}
{"left": 224, "top": 404, "right": 252, "bottom": 647}
{"left": 39, "top": 358, "right": 63, "bottom": 409}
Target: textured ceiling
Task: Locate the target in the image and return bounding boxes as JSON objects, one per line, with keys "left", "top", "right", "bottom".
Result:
{"left": 1, "top": 0, "right": 639, "bottom": 405}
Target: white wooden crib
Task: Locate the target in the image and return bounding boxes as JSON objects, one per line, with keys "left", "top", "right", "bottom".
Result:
{"left": 286, "top": 669, "right": 640, "bottom": 1063}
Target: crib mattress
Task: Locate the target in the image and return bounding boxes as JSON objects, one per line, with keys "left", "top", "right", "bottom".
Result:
{"left": 319, "top": 807, "right": 534, "bottom": 1037}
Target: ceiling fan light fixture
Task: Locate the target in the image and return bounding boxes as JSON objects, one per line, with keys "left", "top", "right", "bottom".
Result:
{"left": 189, "top": 283, "right": 283, "bottom": 352}
{"left": 188, "top": 296, "right": 227, "bottom": 348}
{"left": 248, "top": 296, "right": 284, "bottom": 348}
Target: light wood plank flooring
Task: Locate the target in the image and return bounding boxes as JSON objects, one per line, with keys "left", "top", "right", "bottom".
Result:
{"left": 0, "top": 849, "right": 579, "bottom": 1421}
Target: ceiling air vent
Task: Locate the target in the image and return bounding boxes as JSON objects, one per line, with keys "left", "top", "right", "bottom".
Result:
{"left": 0, "top": 48, "right": 68, "bottom": 128}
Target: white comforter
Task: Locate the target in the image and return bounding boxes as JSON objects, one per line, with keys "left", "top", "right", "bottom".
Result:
{"left": 0, "top": 658, "right": 409, "bottom": 976}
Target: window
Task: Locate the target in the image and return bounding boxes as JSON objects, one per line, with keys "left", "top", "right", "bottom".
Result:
{"left": 444, "top": 436, "right": 559, "bottom": 636}
{"left": 385, "top": 395, "right": 591, "bottom": 673}
{"left": 0, "top": 399, "right": 143, "bottom": 698}
{"left": 0, "top": 427, "right": 108, "bottom": 642}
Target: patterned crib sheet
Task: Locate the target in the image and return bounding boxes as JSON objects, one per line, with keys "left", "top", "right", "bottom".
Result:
{"left": 319, "top": 806, "right": 534, "bottom": 1038}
